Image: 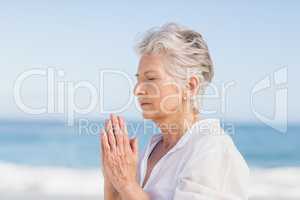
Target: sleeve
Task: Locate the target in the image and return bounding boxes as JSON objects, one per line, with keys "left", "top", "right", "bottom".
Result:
{"left": 173, "top": 138, "right": 250, "bottom": 200}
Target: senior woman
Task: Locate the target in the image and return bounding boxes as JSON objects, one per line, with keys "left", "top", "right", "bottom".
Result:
{"left": 100, "top": 23, "right": 249, "bottom": 200}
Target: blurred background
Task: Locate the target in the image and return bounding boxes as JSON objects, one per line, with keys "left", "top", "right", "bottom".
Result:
{"left": 0, "top": 0, "right": 299, "bottom": 199}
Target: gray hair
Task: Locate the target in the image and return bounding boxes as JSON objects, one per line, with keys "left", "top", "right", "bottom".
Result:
{"left": 135, "top": 23, "right": 214, "bottom": 113}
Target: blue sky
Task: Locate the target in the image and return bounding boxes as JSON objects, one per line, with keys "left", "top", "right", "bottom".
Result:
{"left": 0, "top": 0, "right": 299, "bottom": 123}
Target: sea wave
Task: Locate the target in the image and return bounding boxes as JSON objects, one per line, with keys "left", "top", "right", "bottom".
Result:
{"left": 249, "top": 167, "right": 300, "bottom": 199}
{"left": 0, "top": 162, "right": 299, "bottom": 199}
{"left": 0, "top": 162, "right": 103, "bottom": 197}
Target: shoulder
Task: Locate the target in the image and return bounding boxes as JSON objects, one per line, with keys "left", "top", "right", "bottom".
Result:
{"left": 183, "top": 123, "right": 233, "bottom": 157}
{"left": 184, "top": 119, "right": 246, "bottom": 162}
{"left": 178, "top": 127, "right": 250, "bottom": 197}
{"left": 185, "top": 127, "right": 248, "bottom": 172}
{"left": 175, "top": 134, "right": 250, "bottom": 199}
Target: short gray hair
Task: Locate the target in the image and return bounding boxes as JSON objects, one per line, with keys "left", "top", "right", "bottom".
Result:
{"left": 135, "top": 23, "right": 214, "bottom": 113}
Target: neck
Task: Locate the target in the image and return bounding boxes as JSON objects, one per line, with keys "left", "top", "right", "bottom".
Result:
{"left": 153, "top": 113, "right": 200, "bottom": 150}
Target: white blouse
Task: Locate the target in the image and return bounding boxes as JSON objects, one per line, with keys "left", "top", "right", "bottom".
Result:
{"left": 138, "top": 118, "right": 250, "bottom": 200}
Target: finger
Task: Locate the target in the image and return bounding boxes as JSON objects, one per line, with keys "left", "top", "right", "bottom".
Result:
{"left": 130, "top": 137, "right": 139, "bottom": 154}
{"left": 111, "top": 114, "right": 123, "bottom": 146}
{"left": 104, "top": 119, "right": 109, "bottom": 132}
{"left": 101, "top": 129, "right": 110, "bottom": 153}
{"left": 111, "top": 114, "right": 120, "bottom": 134}
{"left": 100, "top": 130, "right": 107, "bottom": 172}
{"left": 100, "top": 130, "right": 110, "bottom": 177}
{"left": 118, "top": 115, "right": 123, "bottom": 129}
{"left": 120, "top": 117, "right": 130, "bottom": 149}
{"left": 107, "top": 120, "right": 117, "bottom": 152}
{"left": 114, "top": 116, "right": 125, "bottom": 154}
{"left": 107, "top": 118, "right": 113, "bottom": 132}
{"left": 120, "top": 116, "right": 128, "bottom": 135}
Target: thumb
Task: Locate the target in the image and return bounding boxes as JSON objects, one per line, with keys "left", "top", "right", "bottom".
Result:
{"left": 130, "top": 137, "right": 138, "bottom": 154}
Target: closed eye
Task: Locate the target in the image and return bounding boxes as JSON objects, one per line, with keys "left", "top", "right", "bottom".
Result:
{"left": 148, "top": 78, "right": 156, "bottom": 80}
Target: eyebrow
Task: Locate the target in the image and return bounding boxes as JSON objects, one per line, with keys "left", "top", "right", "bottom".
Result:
{"left": 135, "top": 70, "right": 158, "bottom": 77}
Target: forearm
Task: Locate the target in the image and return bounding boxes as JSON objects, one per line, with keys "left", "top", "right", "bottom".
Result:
{"left": 118, "top": 182, "right": 150, "bottom": 200}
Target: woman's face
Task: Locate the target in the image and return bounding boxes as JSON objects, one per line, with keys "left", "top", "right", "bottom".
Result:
{"left": 134, "top": 53, "right": 185, "bottom": 120}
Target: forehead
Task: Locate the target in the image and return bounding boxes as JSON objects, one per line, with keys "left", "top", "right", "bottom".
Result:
{"left": 137, "top": 53, "right": 166, "bottom": 74}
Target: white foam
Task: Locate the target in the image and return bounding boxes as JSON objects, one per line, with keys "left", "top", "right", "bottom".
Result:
{"left": 1, "top": 162, "right": 299, "bottom": 199}
{"left": 0, "top": 162, "right": 103, "bottom": 196}
{"left": 249, "top": 167, "right": 300, "bottom": 199}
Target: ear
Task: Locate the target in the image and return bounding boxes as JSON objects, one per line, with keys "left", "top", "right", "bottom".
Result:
{"left": 187, "top": 75, "right": 200, "bottom": 96}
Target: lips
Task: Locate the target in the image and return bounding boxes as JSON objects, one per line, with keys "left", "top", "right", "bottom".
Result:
{"left": 139, "top": 99, "right": 152, "bottom": 106}
{"left": 140, "top": 102, "right": 151, "bottom": 106}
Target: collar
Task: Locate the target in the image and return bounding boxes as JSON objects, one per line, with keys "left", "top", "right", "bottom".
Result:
{"left": 150, "top": 118, "right": 222, "bottom": 154}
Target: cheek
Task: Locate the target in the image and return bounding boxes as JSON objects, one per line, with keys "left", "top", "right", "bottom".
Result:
{"left": 159, "top": 86, "right": 182, "bottom": 112}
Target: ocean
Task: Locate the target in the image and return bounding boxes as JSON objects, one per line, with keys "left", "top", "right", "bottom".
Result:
{"left": 0, "top": 120, "right": 299, "bottom": 199}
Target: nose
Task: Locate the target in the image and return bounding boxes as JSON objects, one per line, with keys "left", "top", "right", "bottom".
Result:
{"left": 134, "top": 82, "right": 146, "bottom": 96}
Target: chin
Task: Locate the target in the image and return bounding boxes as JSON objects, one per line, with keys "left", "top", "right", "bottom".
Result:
{"left": 141, "top": 110, "right": 160, "bottom": 120}
{"left": 142, "top": 112, "right": 155, "bottom": 120}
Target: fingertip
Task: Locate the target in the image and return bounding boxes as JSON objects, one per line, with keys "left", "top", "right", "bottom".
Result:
{"left": 101, "top": 129, "right": 106, "bottom": 139}
{"left": 121, "top": 117, "right": 128, "bottom": 134}
{"left": 104, "top": 119, "right": 108, "bottom": 127}
{"left": 119, "top": 116, "right": 124, "bottom": 129}
{"left": 108, "top": 119, "right": 112, "bottom": 129}
{"left": 100, "top": 130, "right": 106, "bottom": 149}
{"left": 133, "top": 137, "right": 139, "bottom": 152}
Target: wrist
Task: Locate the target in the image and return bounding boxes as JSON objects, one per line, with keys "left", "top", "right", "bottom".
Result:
{"left": 104, "top": 179, "right": 118, "bottom": 194}
{"left": 119, "top": 181, "right": 140, "bottom": 196}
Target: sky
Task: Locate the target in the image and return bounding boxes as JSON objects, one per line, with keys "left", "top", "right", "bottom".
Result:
{"left": 0, "top": 0, "right": 299, "bottom": 125}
